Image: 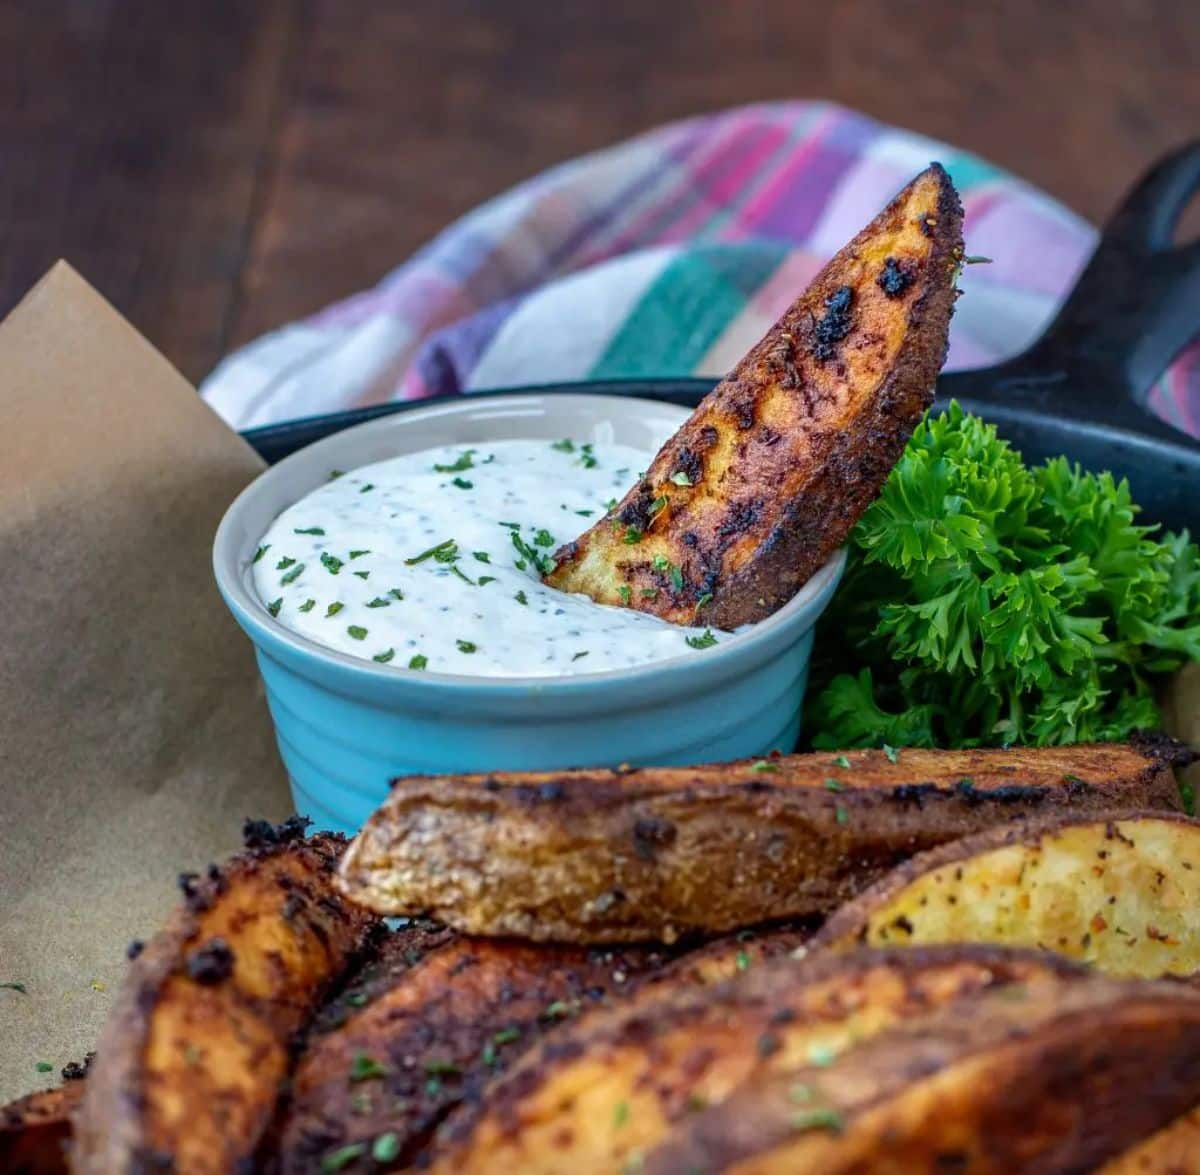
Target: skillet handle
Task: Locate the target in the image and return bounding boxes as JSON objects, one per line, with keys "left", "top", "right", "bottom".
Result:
{"left": 940, "top": 141, "right": 1200, "bottom": 432}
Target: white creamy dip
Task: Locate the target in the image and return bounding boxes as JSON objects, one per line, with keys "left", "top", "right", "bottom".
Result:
{"left": 252, "top": 438, "right": 726, "bottom": 677}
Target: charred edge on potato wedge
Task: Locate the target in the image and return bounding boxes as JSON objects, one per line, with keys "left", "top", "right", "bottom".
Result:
{"left": 0, "top": 1083, "right": 83, "bottom": 1175}
{"left": 337, "top": 743, "right": 1181, "bottom": 943}
{"left": 544, "top": 163, "right": 963, "bottom": 629}
{"left": 73, "top": 825, "right": 383, "bottom": 1175}
{"left": 423, "top": 946, "right": 1086, "bottom": 1174}
{"left": 278, "top": 923, "right": 810, "bottom": 1173}
{"left": 303, "top": 916, "right": 455, "bottom": 1039}
{"left": 642, "top": 974, "right": 1200, "bottom": 1174}
{"left": 813, "top": 809, "right": 1200, "bottom": 978}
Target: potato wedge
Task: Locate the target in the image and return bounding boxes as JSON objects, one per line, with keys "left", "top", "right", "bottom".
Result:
{"left": 424, "top": 946, "right": 1084, "bottom": 1174}
{"left": 278, "top": 922, "right": 810, "bottom": 1173}
{"left": 73, "top": 821, "right": 382, "bottom": 1175}
{"left": 338, "top": 741, "right": 1183, "bottom": 942}
{"left": 544, "top": 164, "right": 963, "bottom": 629}
{"left": 1098, "top": 1104, "right": 1200, "bottom": 1173}
{"left": 814, "top": 810, "right": 1200, "bottom": 977}
{"left": 643, "top": 971, "right": 1200, "bottom": 1173}
{"left": 0, "top": 1082, "right": 81, "bottom": 1175}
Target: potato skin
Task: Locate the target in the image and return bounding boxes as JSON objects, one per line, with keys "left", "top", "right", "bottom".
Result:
{"left": 73, "top": 826, "right": 382, "bottom": 1175}
{"left": 279, "top": 933, "right": 675, "bottom": 1173}
{"left": 278, "top": 922, "right": 809, "bottom": 1173}
{"left": 643, "top": 973, "right": 1200, "bottom": 1174}
{"left": 424, "top": 946, "right": 1084, "bottom": 1175}
{"left": 0, "top": 1083, "right": 81, "bottom": 1175}
{"left": 545, "top": 164, "right": 963, "bottom": 629}
{"left": 338, "top": 742, "right": 1182, "bottom": 942}
{"left": 813, "top": 809, "right": 1200, "bottom": 978}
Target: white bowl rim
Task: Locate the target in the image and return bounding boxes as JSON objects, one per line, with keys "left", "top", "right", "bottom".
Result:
{"left": 214, "top": 392, "right": 846, "bottom": 693}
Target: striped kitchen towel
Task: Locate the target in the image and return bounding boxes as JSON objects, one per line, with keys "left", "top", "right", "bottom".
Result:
{"left": 202, "top": 100, "right": 1200, "bottom": 438}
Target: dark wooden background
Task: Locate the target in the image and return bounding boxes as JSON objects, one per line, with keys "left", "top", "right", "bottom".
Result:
{"left": 3, "top": 0, "right": 1197, "bottom": 386}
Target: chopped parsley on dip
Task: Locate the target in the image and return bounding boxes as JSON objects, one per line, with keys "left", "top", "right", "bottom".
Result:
{"left": 252, "top": 439, "right": 726, "bottom": 677}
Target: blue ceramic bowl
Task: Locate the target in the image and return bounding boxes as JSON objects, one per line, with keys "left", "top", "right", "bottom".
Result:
{"left": 214, "top": 393, "right": 846, "bottom": 833}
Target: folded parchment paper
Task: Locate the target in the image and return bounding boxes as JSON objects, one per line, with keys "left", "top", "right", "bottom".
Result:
{"left": 0, "top": 265, "right": 291, "bottom": 1101}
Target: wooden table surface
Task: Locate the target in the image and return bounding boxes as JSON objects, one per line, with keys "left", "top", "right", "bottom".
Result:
{"left": 4, "top": 0, "right": 1197, "bottom": 386}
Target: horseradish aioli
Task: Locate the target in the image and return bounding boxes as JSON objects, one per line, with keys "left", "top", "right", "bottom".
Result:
{"left": 252, "top": 438, "right": 725, "bottom": 677}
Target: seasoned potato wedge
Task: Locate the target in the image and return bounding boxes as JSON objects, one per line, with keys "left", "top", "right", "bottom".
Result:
{"left": 643, "top": 971, "right": 1200, "bottom": 1173}
{"left": 0, "top": 1082, "right": 81, "bottom": 1175}
{"left": 338, "top": 741, "right": 1183, "bottom": 942}
{"left": 545, "top": 164, "right": 963, "bottom": 629}
{"left": 280, "top": 933, "right": 677, "bottom": 1172}
{"left": 424, "top": 946, "right": 1083, "bottom": 1174}
{"left": 73, "top": 821, "right": 382, "bottom": 1175}
{"left": 815, "top": 811, "right": 1200, "bottom": 977}
{"left": 279, "top": 923, "right": 810, "bottom": 1173}
{"left": 1098, "top": 1104, "right": 1200, "bottom": 1173}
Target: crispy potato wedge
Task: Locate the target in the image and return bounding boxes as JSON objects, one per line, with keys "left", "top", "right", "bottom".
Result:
{"left": 338, "top": 741, "right": 1183, "bottom": 942}
{"left": 73, "top": 822, "right": 382, "bottom": 1175}
{"left": 815, "top": 810, "right": 1200, "bottom": 977}
{"left": 544, "top": 164, "right": 963, "bottom": 629}
{"left": 643, "top": 971, "right": 1200, "bottom": 1173}
{"left": 279, "top": 922, "right": 810, "bottom": 1172}
{"left": 1098, "top": 1104, "right": 1200, "bottom": 1173}
{"left": 0, "top": 1082, "right": 81, "bottom": 1175}
{"left": 424, "top": 946, "right": 1084, "bottom": 1174}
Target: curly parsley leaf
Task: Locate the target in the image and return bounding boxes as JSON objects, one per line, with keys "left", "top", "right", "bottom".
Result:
{"left": 807, "top": 403, "right": 1200, "bottom": 750}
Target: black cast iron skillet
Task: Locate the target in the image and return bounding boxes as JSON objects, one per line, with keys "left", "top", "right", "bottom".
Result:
{"left": 243, "top": 143, "right": 1200, "bottom": 534}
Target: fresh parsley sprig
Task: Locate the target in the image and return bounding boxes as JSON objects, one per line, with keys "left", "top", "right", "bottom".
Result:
{"left": 807, "top": 403, "right": 1200, "bottom": 750}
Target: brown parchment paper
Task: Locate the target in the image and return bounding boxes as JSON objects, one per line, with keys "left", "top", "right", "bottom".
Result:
{"left": 0, "top": 264, "right": 291, "bottom": 1101}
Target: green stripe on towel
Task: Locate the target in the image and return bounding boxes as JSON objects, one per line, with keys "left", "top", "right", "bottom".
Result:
{"left": 589, "top": 244, "right": 786, "bottom": 379}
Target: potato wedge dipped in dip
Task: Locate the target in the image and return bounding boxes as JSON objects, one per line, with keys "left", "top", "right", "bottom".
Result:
{"left": 547, "top": 163, "right": 963, "bottom": 629}
{"left": 253, "top": 164, "right": 962, "bottom": 674}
